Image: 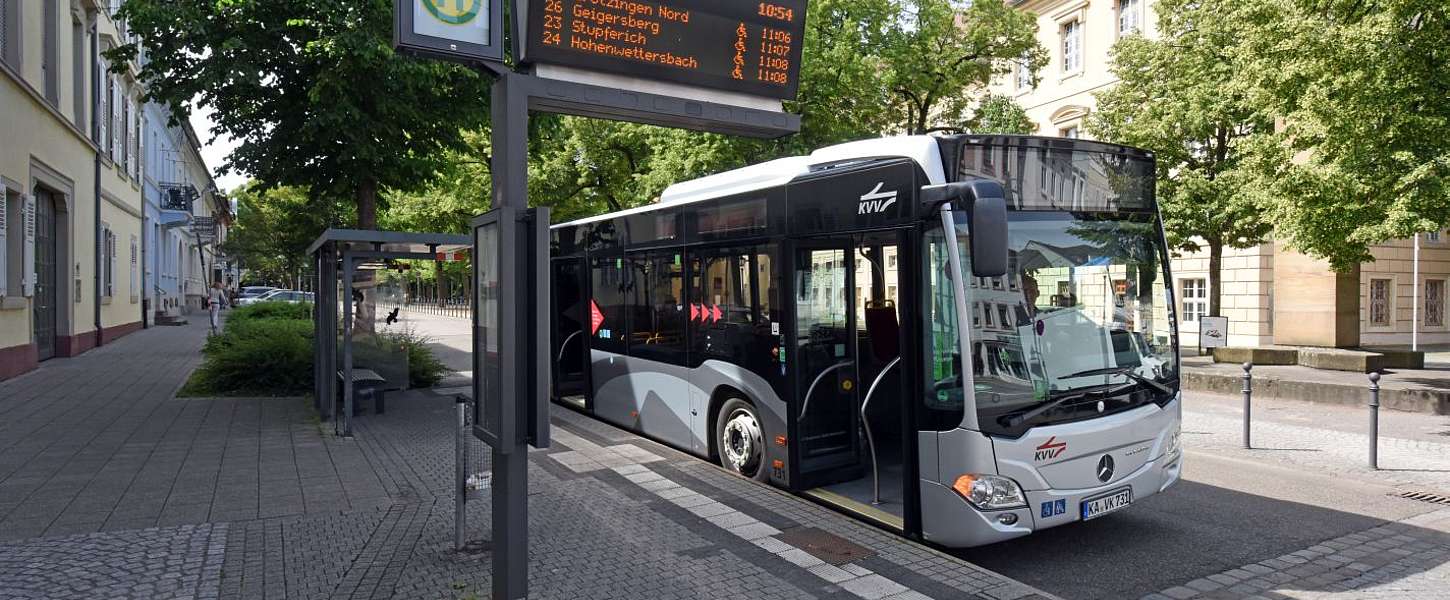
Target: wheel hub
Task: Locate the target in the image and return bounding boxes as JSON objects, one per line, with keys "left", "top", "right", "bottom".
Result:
{"left": 722, "top": 410, "right": 762, "bottom": 472}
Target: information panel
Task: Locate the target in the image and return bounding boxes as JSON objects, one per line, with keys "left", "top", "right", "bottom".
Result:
{"left": 526, "top": 0, "right": 808, "bottom": 100}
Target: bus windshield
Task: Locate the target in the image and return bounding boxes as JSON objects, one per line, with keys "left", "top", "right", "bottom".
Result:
{"left": 924, "top": 210, "right": 1179, "bottom": 437}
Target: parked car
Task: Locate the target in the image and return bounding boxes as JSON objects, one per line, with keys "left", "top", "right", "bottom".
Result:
{"left": 236, "top": 288, "right": 313, "bottom": 306}
{"left": 236, "top": 286, "right": 279, "bottom": 303}
{"left": 257, "top": 290, "right": 315, "bottom": 305}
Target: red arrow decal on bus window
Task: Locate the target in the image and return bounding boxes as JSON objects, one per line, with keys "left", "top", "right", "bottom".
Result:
{"left": 590, "top": 300, "right": 605, "bottom": 335}
{"left": 691, "top": 304, "right": 701, "bottom": 322}
{"left": 711, "top": 305, "right": 722, "bottom": 323}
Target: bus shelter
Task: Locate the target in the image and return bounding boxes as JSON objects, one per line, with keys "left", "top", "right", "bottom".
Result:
{"left": 308, "top": 229, "right": 471, "bottom": 435}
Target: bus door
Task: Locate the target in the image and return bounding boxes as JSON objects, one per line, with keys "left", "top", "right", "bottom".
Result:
{"left": 791, "top": 232, "right": 912, "bottom": 527}
{"left": 552, "top": 258, "right": 590, "bottom": 407}
{"left": 791, "top": 240, "right": 861, "bottom": 487}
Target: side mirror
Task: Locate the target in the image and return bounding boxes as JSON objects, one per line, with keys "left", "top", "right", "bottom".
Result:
{"left": 921, "top": 180, "right": 1009, "bottom": 277}
{"left": 964, "top": 181, "right": 1008, "bottom": 278}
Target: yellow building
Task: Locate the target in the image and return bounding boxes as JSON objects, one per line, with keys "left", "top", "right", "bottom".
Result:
{"left": 1, "top": 2, "right": 153, "bottom": 379}
{"left": 992, "top": 0, "right": 1443, "bottom": 350}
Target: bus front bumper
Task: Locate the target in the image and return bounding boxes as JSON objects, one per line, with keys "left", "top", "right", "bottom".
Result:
{"left": 920, "top": 448, "right": 1182, "bottom": 548}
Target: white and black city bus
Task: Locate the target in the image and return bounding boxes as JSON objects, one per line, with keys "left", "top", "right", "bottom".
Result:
{"left": 549, "top": 135, "right": 1182, "bottom": 547}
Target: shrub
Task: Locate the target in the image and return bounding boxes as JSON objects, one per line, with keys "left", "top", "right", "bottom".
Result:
{"left": 380, "top": 328, "right": 449, "bottom": 388}
{"left": 227, "top": 301, "right": 312, "bottom": 324}
{"left": 191, "top": 317, "right": 314, "bottom": 395}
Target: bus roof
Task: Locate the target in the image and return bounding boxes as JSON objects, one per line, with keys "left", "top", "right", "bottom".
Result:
{"left": 555, "top": 136, "right": 948, "bottom": 228}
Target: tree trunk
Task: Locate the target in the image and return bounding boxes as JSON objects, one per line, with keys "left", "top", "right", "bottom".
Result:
{"left": 357, "top": 177, "right": 378, "bottom": 229}
{"left": 354, "top": 178, "right": 378, "bottom": 335}
{"left": 1208, "top": 239, "right": 1224, "bottom": 318}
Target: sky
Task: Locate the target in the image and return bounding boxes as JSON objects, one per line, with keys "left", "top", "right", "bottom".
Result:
{"left": 187, "top": 102, "right": 248, "bottom": 193}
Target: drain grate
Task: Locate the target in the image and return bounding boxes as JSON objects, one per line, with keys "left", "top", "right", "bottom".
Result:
{"left": 1395, "top": 490, "right": 1450, "bottom": 505}
{"left": 775, "top": 526, "right": 875, "bottom": 565}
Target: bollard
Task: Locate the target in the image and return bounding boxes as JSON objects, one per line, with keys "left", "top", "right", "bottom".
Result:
{"left": 1242, "top": 362, "right": 1253, "bottom": 449}
{"left": 1368, "top": 373, "right": 1380, "bottom": 470}
{"left": 455, "top": 394, "right": 469, "bottom": 550}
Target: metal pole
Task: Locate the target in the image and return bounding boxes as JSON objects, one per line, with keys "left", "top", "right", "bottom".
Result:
{"left": 455, "top": 394, "right": 468, "bottom": 551}
{"left": 1242, "top": 362, "right": 1252, "bottom": 449}
{"left": 1368, "top": 372, "right": 1380, "bottom": 470}
{"left": 490, "top": 69, "right": 530, "bottom": 600}
{"left": 341, "top": 254, "right": 355, "bottom": 437}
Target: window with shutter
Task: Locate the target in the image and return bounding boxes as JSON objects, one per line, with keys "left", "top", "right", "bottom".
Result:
{"left": 22, "top": 194, "right": 35, "bottom": 297}
{"left": 102, "top": 227, "right": 113, "bottom": 298}
{"left": 97, "top": 59, "right": 109, "bottom": 148}
{"left": 130, "top": 234, "right": 138, "bottom": 303}
{"left": 0, "top": 189, "right": 8, "bottom": 297}
{"left": 111, "top": 76, "right": 122, "bottom": 162}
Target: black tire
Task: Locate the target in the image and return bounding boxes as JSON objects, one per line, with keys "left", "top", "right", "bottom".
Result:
{"left": 715, "top": 398, "right": 770, "bottom": 482}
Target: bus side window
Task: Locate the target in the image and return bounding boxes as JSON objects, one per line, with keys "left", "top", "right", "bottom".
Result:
{"left": 690, "top": 248, "right": 776, "bottom": 368}
{"left": 627, "top": 251, "right": 685, "bottom": 364}
{"left": 590, "top": 255, "right": 627, "bottom": 355}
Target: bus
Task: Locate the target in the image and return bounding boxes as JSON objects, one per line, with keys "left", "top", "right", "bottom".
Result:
{"left": 548, "top": 135, "right": 1182, "bottom": 547}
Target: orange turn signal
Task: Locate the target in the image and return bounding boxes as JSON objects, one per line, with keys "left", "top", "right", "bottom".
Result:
{"left": 774, "top": 435, "right": 787, "bottom": 446}
{"left": 952, "top": 474, "right": 978, "bottom": 499}
{"left": 772, "top": 459, "right": 785, "bottom": 469}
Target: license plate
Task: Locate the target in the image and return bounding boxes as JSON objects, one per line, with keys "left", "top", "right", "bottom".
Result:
{"left": 1080, "top": 488, "right": 1132, "bottom": 520}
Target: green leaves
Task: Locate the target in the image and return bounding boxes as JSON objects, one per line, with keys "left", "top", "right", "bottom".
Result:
{"left": 114, "top": 0, "right": 489, "bottom": 216}
{"left": 1229, "top": 0, "right": 1450, "bottom": 270}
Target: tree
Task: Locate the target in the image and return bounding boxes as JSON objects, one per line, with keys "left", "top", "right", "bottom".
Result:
{"left": 970, "top": 94, "right": 1036, "bottom": 135}
{"left": 111, "top": 1, "right": 489, "bottom": 230}
{"left": 1088, "top": 0, "right": 1275, "bottom": 319}
{"left": 1233, "top": 0, "right": 1450, "bottom": 271}
{"left": 880, "top": 0, "right": 1045, "bottom": 134}
{"left": 223, "top": 184, "right": 349, "bottom": 290}
{"left": 113, "top": 0, "right": 490, "bottom": 332}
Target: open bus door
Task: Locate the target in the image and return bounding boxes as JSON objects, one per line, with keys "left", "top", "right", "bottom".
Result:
{"left": 552, "top": 258, "right": 590, "bottom": 408}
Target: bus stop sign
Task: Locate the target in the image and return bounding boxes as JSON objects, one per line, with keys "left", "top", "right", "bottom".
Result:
{"left": 471, "top": 205, "right": 551, "bottom": 450}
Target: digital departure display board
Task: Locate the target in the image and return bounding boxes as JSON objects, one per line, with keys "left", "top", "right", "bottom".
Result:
{"left": 526, "top": 0, "right": 808, "bottom": 100}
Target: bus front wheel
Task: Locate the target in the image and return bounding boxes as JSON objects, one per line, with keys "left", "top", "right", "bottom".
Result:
{"left": 716, "top": 399, "right": 769, "bottom": 482}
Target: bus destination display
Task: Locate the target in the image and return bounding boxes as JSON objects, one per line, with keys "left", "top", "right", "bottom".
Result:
{"left": 527, "top": 0, "right": 808, "bottom": 100}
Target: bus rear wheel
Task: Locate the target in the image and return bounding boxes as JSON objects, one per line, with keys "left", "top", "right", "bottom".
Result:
{"left": 716, "top": 399, "right": 769, "bottom": 482}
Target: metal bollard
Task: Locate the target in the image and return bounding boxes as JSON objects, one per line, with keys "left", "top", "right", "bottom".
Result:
{"left": 1242, "top": 362, "right": 1253, "bottom": 449}
{"left": 455, "top": 394, "right": 469, "bottom": 550}
{"left": 1368, "top": 372, "right": 1380, "bottom": 470}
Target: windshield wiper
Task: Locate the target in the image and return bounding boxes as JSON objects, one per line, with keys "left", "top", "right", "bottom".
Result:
{"left": 1002, "top": 389, "right": 1086, "bottom": 428}
{"left": 1061, "top": 366, "right": 1174, "bottom": 397}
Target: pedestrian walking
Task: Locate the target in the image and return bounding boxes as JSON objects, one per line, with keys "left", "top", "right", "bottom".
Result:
{"left": 207, "top": 281, "right": 228, "bottom": 335}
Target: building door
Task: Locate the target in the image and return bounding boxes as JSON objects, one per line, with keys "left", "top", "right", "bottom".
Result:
{"left": 33, "top": 189, "right": 58, "bottom": 361}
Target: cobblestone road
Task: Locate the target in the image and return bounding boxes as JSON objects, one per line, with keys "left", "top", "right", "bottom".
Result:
{"left": 0, "top": 317, "right": 1052, "bottom": 600}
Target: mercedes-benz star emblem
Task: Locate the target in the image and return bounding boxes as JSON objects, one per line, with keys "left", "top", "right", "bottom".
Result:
{"left": 1096, "top": 455, "right": 1115, "bottom": 482}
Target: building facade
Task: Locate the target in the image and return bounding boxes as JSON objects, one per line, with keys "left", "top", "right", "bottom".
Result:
{"left": 141, "top": 104, "right": 229, "bottom": 322}
{"left": 991, "top": 0, "right": 1444, "bottom": 350}
{"left": 0, "top": 1, "right": 227, "bottom": 381}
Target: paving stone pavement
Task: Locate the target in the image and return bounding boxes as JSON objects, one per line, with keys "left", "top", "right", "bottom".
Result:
{"left": 0, "top": 318, "right": 1055, "bottom": 599}
{"left": 1140, "top": 507, "right": 1450, "bottom": 600}
{"left": 1182, "top": 396, "right": 1450, "bottom": 492}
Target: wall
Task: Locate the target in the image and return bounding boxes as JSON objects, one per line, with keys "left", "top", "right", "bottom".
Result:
{"left": 1359, "top": 235, "right": 1450, "bottom": 347}
{"left": 1170, "top": 243, "right": 1275, "bottom": 349}
{"left": 0, "top": 4, "right": 146, "bottom": 380}
{"left": 993, "top": 0, "right": 1159, "bottom": 136}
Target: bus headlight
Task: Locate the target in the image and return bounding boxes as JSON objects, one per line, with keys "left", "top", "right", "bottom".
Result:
{"left": 1166, "top": 428, "right": 1181, "bottom": 456}
{"left": 952, "top": 474, "right": 1027, "bottom": 511}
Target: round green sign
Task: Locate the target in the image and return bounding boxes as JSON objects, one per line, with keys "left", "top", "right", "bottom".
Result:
{"left": 422, "top": 0, "right": 481, "bottom": 25}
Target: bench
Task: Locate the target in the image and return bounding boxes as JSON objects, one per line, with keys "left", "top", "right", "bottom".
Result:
{"left": 338, "top": 368, "right": 388, "bottom": 415}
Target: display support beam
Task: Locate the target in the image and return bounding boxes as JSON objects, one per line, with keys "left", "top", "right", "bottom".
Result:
{"left": 474, "top": 34, "right": 799, "bottom": 600}
{"left": 488, "top": 69, "right": 529, "bottom": 600}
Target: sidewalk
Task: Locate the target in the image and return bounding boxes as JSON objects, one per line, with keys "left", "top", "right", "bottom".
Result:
{"left": 1131, "top": 393, "right": 1450, "bottom": 600}
{"left": 1181, "top": 390, "right": 1450, "bottom": 492}
{"left": 0, "top": 316, "right": 1054, "bottom": 600}
{"left": 1181, "top": 357, "right": 1450, "bottom": 415}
